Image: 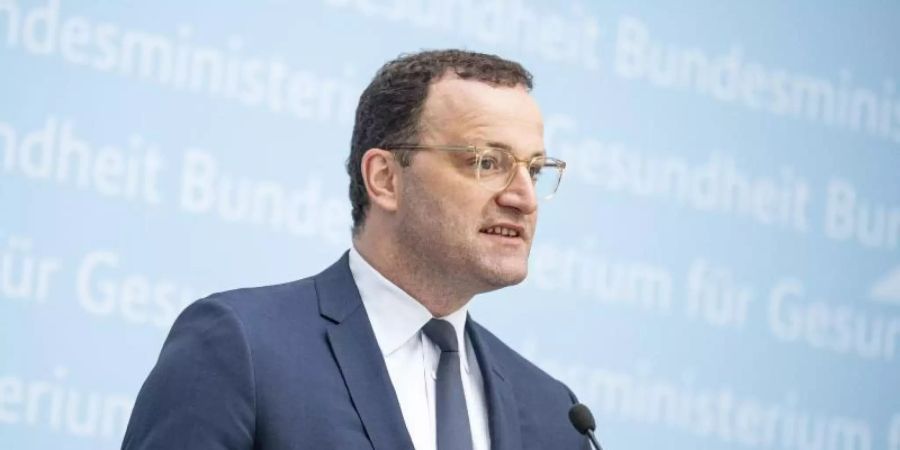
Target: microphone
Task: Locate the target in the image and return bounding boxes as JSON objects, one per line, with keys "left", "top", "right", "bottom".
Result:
{"left": 568, "top": 403, "right": 604, "bottom": 450}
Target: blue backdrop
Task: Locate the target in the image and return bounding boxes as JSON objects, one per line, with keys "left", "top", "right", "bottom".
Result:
{"left": 2, "top": 1, "right": 899, "bottom": 449}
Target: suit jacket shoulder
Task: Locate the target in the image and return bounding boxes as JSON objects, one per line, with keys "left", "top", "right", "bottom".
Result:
{"left": 122, "top": 259, "right": 381, "bottom": 449}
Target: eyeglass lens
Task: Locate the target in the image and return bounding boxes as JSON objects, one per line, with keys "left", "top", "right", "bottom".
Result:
{"left": 476, "top": 147, "right": 562, "bottom": 199}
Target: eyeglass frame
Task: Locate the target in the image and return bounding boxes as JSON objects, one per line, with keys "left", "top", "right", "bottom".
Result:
{"left": 381, "top": 143, "right": 567, "bottom": 199}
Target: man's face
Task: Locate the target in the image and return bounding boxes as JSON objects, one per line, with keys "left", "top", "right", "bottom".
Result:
{"left": 394, "top": 77, "right": 543, "bottom": 295}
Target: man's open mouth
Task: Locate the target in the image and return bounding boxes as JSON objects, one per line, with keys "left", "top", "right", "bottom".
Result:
{"left": 480, "top": 226, "right": 521, "bottom": 238}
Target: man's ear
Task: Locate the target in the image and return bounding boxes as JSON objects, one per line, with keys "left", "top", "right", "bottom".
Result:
{"left": 361, "top": 148, "right": 400, "bottom": 213}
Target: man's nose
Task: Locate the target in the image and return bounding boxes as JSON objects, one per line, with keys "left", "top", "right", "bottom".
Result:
{"left": 495, "top": 164, "right": 538, "bottom": 214}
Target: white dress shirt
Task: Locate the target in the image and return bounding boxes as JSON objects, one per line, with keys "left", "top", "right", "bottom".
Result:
{"left": 348, "top": 247, "right": 491, "bottom": 450}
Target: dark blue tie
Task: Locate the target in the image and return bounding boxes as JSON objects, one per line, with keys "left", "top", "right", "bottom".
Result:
{"left": 422, "top": 319, "right": 474, "bottom": 450}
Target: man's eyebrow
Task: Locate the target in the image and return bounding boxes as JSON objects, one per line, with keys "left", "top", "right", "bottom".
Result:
{"left": 485, "top": 141, "right": 512, "bottom": 150}
{"left": 484, "top": 141, "right": 545, "bottom": 158}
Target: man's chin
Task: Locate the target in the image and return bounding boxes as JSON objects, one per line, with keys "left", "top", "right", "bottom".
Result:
{"left": 479, "top": 260, "right": 528, "bottom": 289}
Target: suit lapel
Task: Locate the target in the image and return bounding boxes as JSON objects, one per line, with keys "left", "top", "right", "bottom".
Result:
{"left": 467, "top": 319, "right": 523, "bottom": 450}
{"left": 316, "top": 253, "right": 415, "bottom": 450}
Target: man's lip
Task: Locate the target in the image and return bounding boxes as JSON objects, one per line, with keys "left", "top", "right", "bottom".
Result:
{"left": 479, "top": 223, "right": 527, "bottom": 239}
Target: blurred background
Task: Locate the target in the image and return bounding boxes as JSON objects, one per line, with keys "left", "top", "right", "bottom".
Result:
{"left": 2, "top": 1, "right": 899, "bottom": 449}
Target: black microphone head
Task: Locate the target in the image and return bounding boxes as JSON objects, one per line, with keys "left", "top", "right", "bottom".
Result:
{"left": 568, "top": 403, "right": 596, "bottom": 435}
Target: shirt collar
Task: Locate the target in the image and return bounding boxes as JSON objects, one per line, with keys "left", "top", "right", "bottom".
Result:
{"left": 348, "top": 246, "right": 471, "bottom": 369}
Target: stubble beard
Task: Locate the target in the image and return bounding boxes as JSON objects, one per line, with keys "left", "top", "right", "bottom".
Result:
{"left": 396, "top": 182, "right": 530, "bottom": 299}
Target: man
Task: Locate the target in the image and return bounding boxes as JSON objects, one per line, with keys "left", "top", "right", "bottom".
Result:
{"left": 122, "top": 49, "right": 587, "bottom": 450}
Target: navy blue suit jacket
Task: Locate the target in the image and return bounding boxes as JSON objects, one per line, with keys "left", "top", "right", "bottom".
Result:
{"left": 122, "top": 253, "right": 589, "bottom": 449}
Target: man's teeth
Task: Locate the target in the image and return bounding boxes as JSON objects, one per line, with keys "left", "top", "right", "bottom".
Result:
{"left": 483, "top": 226, "right": 520, "bottom": 237}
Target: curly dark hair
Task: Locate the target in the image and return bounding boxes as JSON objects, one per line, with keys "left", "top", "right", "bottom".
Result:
{"left": 346, "top": 49, "right": 534, "bottom": 235}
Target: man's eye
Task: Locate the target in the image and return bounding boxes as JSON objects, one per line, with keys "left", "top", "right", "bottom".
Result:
{"left": 479, "top": 157, "right": 500, "bottom": 171}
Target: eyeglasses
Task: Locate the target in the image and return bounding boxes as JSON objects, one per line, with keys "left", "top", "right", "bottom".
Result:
{"left": 383, "top": 144, "right": 566, "bottom": 199}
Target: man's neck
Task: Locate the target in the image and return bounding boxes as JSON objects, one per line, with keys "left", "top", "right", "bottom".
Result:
{"left": 352, "top": 237, "right": 474, "bottom": 317}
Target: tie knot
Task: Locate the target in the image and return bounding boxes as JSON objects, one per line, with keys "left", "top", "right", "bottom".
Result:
{"left": 422, "top": 319, "right": 459, "bottom": 352}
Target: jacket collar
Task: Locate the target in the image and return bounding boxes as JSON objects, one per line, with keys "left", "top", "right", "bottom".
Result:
{"left": 467, "top": 319, "right": 524, "bottom": 450}
{"left": 316, "top": 252, "right": 522, "bottom": 450}
{"left": 317, "top": 252, "right": 416, "bottom": 450}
